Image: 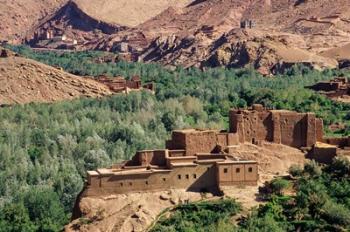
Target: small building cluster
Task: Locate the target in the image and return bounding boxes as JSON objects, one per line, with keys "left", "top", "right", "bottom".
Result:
{"left": 83, "top": 104, "right": 350, "bottom": 197}
{"left": 240, "top": 20, "right": 256, "bottom": 29}
{"left": 44, "top": 29, "right": 78, "bottom": 45}
{"left": 32, "top": 27, "right": 78, "bottom": 49}
{"left": 309, "top": 77, "right": 350, "bottom": 99}
{"left": 94, "top": 75, "right": 155, "bottom": 94}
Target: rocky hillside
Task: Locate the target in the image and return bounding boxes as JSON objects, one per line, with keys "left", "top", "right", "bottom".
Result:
{"left": 0, "top": 0, "right": 68, "bottom": 43}
{"left": 0, "top": 50, "right": 112, "bottom": 105}
{"left": 6, "top": 0, "right": 350, "bottom": 73}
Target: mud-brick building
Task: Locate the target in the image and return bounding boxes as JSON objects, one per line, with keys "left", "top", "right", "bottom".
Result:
{"left": 85, "top": 129, "right": 258, "bottom": 197}
{"left": 94, "top": 75, "right": 155, "bottom": 93}
{"left": 229, "top": 104, "right": 324, "bottom": 148}
{"left": 84, "top": 105, "right": 338, "bottom": 197}
{"left": 309, "top": 77, "right": 350, "bottom": 98}
{"left": 309, "top": 137, "right": 350, "bottom": 164}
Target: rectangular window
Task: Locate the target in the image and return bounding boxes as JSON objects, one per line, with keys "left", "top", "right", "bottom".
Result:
{"left": 224, "top": 168, "right": 228, "bottom": 174}
{"left": 236, "top": 168, "right": 240, "bottom": 173}
{"left": 178, "top": 175, "right": 181, "bottom": 180}
{"left": 186, "top": 174, "right": 189, "bottom": 179}
{"left": 120, "top": 183, "right": 123, "bottom": 187}
{"left": 163, "top": 178, "right": 166, "bottom": 182}
{"left": 193, "top": 174, "right": 197, "bottom": 179}
{"left": 248, "top": 167, "right": 253, "bottom": 173}
{"left": 129, "top": 182, "right": 132, "bottom": 186}
{"left": 146, "top": 181, "right": 149, "bottom": 185}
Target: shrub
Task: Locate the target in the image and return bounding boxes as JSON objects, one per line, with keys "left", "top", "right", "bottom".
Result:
{"left": 270, "top": 178, "right": 290, "bottom": 196}
{"left": 289, "top": 165, "right": 303, "bottom": 177}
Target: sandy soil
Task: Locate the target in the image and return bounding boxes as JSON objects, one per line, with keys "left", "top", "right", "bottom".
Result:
{"left": 73, "top": 0, "right": 192, "bottom": 27}
{"left": 0, "top": 56, "right": 112, "bottom": 105}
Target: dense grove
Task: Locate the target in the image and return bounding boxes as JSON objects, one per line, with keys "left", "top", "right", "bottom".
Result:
{"left": 151, "top": 158, "right": 350, "bottom": 232}
{"left": 1, "top": 46, "right": 350, "bottom": 231}
{"left": 151, "top": 199, "right": 242, "bottom": 232}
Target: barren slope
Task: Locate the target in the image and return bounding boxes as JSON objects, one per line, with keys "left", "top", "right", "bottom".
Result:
{"left": 73, "top": 0, "right": 192, "bottom": 27}
{"left": 0, "top": 56, "right": 112, "bottom": 105}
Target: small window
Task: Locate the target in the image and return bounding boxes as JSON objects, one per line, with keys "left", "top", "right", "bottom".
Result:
{"left": 248, "top": 167, "right": 253, "bottom": 173}
{"left": 178, "top": 175, "right": 182, "bottom": 180}
{"left": 223, "top": 168, "right": 228, "bottom": 174}
{"left": 145, "top": 181, "right": 149, "bottom": 185}
{"left": 120, "top": 183, "right": 123, "bottom": 187}
{"left": 193, "top": 174, "right": 197, "bottom": 179}
{"left": 129, "top": 182, "right": 132, "bottom": 186}
{"left": 236, "top": 168, "right": 240, "bottom": 173}
{"left": 186, "top": 174, "right": 189, "bottom": 179}
{"left": 163, "top": 178, "right": 166, "bottom": 182}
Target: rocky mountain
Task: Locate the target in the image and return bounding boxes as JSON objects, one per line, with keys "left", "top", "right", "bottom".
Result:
{"left": 0, "top": 0, "right": 68, "bottom": 44}
{"left": 4, "top": 0, "right": 350, "bottom": 73}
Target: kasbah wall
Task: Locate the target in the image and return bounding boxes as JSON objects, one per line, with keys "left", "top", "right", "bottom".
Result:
{"left": 82, "top": 104, "right": 350, "bottom": 197}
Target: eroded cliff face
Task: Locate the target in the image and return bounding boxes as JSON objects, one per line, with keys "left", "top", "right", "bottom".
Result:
{"left": 205, "top": 33, "right": 338, "bottom": 73}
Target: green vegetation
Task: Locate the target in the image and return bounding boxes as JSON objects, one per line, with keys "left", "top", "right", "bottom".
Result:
{"left": 151, "top": 199, "right": 241, "bottom": 232}
{"left": 151, "top": 158, "right": 350, "bottom": 232}
{"left": 239, "top": 158, "right": 350, "bottom": 231}
{"left": 0, "top": 45, "right": 350, "bottom": 231}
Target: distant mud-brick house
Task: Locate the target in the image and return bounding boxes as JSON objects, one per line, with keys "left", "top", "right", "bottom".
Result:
{"left": 95, "top": 75, "right": 155, "bottom": 94}
{"left": 309, "top": 77, "right": 350, "bottom": 98}
{"left": 84, "top": 104, "right": 350, "bottom": 196}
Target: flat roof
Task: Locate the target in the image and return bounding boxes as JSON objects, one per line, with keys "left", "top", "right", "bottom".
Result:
{"left": 87, "top": 171, "right": 99, "bottom": 176}
{"left": 315, "top": 142, "right": 337, "bottom": 148}
{"left": 137, "top": 149, "right": 167, "bottom": 152}
{"left": 170, "top": 162, "right": 198, "bottom": 167}
{"left": 217, "top": 160, "right": 257, "bottom": 165}
{"left": 97, "top": 168, "right": 171, "bottom": 176}
{"left": 167, "top": 156, "right": 197, "bottom": 160}
{"left": 172, "top": 129, "right": 220, "bottom": 134}
{"left": 196, "top": 159, "right": 226, "bottom": 164}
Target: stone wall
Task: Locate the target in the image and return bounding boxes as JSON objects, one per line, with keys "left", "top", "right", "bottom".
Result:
{"left": 84, "top": 159, "right": 258, "bottom": 197}
{"left": 308, "top": 143, "right": 338, "bottom": 164}
{"left": 166, "top": 130, "right": 239, "bottom": 156}
{"left": 217, "top": 162, "right": 258, "bottom": 186}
